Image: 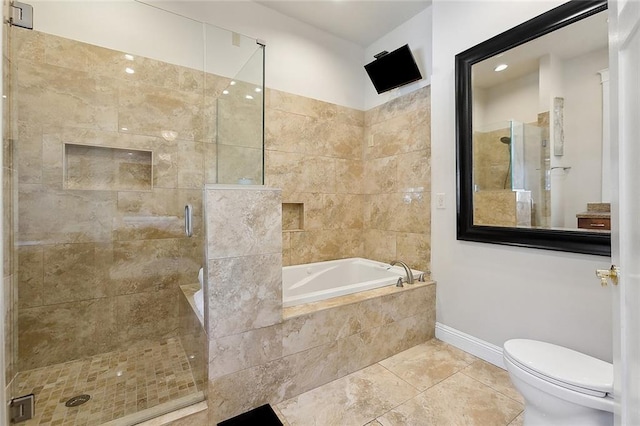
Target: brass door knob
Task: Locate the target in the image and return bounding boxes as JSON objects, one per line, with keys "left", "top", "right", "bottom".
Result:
{"left": 596, "top": 265, "right": 619, "bottom": 286}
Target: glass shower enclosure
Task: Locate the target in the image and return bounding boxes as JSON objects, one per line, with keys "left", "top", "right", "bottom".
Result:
{"left": 2, "top": 2, "right": 264, "bottom": 424}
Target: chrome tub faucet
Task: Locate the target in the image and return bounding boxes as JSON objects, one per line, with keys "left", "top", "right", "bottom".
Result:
{"left": 390, "top": 260, "right": 414, "bottom": 284}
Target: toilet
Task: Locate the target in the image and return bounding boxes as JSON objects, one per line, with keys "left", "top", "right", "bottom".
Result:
{"left": 503, "top": 339, "right": 614, "bottom": 426}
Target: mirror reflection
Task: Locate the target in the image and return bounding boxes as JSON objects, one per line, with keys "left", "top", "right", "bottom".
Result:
{"left": 471, "top": 10, "right": 609, "bottom": 232}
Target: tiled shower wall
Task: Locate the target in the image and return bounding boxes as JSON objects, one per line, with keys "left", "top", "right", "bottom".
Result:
{"left": 12, "top": 29, "right": 220, "bottom": 370}
{"left": 9, "top": 27, "right": 432, "bottom": 372}
{"left": 363, "top": 87, "right": 431, "bottom": 272}
{"left": 266, "top": 86, "right": 431, "bottom": 272}
{"left": 265, "top": 90, "right": 366, "bottom": 266}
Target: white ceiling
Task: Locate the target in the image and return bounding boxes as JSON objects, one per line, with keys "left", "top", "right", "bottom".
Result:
{"left": 254, "top": 1, "right": 431, "bottom": 47}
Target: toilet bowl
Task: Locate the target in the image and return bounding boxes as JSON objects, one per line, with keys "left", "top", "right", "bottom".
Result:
{"left": 503, "top": 339, "right": 614, "bottom": 426}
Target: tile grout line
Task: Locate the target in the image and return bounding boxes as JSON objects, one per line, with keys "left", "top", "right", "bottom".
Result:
{"left": 458, "top": 370, "right": 525, "bottom": 406}
{"left": 370, "top": 361, "right": 430, "bottom": 425}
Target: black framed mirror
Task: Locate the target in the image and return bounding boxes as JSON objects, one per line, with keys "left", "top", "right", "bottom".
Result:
{"left": 456, "top": 0, "right": 610, "bottom": 256}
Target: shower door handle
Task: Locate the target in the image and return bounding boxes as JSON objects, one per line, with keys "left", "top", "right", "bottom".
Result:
{"left": 185, "top": 204, "right": 193, "bottom": 237}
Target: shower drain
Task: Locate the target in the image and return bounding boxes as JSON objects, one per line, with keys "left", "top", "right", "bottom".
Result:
{"left": 64, "top": 394, "right": 91, "bottom": 407}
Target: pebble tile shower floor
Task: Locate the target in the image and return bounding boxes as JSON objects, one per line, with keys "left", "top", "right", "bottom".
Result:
{"left": 14, "top": 337, "right": 198, "bottom": 425}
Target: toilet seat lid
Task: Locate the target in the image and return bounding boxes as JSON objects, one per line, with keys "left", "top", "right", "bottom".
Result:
{"left": 504, "top": 339, "right": 613, "bottom": 396}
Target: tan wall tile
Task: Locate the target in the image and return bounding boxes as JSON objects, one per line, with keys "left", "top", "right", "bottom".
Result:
{"left": 179, "top": 237, "right": 204, "bottom": 286}
{"left": 209, "top": 324, "right": 283, "bottom": 380}
{"left": 379, "top": 284, "right": 436, "bottom": 324}
{"left": 16, "top": 121, "right": 42, "bottom": 184}
{"left": 117, "top": 82, "right": 204, "bottom": 141}
{"left": 335, "top": 159, "right": 363, "bottom": 194}
{"left": 289, "top": 230, "right": 363, "bottom": 265}
{"left": 177, "top": 141, "right": 205, "bottom": 189}
{"left": 265, "top": 151, "right": 336, "bottom": 196}
{"left": 18, "top": 298, "right": 117, "bottom": 370}
{"left": 365, "top": 192, "right": 429, "bottom": 233}
{"left": 207, "top": 253, "right": 283, "bottom": 339}
{"left": 364, "top": 156, "right": 398, "bottom": 194}
{"left": 111, "top": 239, "right": 180, "bottom": 295}
{"left": 473, "top": 190, "right": 518, "bottom": 227}
{"left": 319, "top": 120, "right": 363, "bottom": 159}
{"left": 363, "top": 229, "right": 397, "bottom": 265}
{"left": 396, "top": 148, "right": 431, "bottom": 192}
{"left": 265, "top": 109, "right": 316, "bottom": 155}
{"left": 365, "top": 86, "right": 430, "bottom": 127}
{"left": 218, "top": 85, "right": 263, "bottom": 149}
{"left": 18, "top": 246, "right": 42, "bottom": 309}
{"left": 281, "top": 341, "right": 341, "bottom": 399}
{"left": 114, "top": 288, "right": 179, "bottom": 346}
{"left": 396, "top": 232, "right": 431, "bottom": 272}
{"left": 365, "top": 108, "right": 430, "bottom": 160}
{"left": 18, "top": 184, "right": 117, "bottom": 244}
{"left": 207, "top": 358, "right": 289, "bottom": 424}
{"left": 282, "top": 305, "right": 361, "bottom": 356}
{"left": 205, "top": 188, "right": 282, "bottom": 259}
{"left": 17, "top": 61, "right": 119, "bottom": 132}
{"left": 204, "top": 143, "right": 218, "bottom": 184}
{"left": 42, "top": 243, "right": 111, "bottom": 305}
{"left": 114, "top": 189, "right": 181, "bottom": 241}
{"left": 10, "top": 27, "right": 44, "bottom": 64}
{"left": 216, "top": 145, "right": 263, "bottom": 185}
{"left": 268, "top": 89, "right": 337, "bottom": 119}
{"left": 323, "top": 194, "right": 364, "bottom": 230}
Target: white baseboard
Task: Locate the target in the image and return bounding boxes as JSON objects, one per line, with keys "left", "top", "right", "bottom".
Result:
{"left": 435, "top": 322, "right": 505, "bottom": 369}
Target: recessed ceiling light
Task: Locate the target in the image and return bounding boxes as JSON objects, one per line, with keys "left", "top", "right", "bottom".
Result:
{"left": 245, "top": 95, "right": 254, "bottom": 100}
{"left": 230, "top": 81, "right": 236, "bottom": 86}
{"left": 494, "top": 64, "right": 508, "bottom": 72}
{"left": 124, "top": 54, "right": 134, "bottom": 61}
{"left": 125, "top": 67, "right": 135, "bottom": 74}
{"left": 222, "top": 90, "right": 229, "bottom": 95}
{"left": 254, "top": 87, "right": 262, "bottom": 93}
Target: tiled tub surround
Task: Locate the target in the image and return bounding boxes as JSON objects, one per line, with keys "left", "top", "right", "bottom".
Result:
{"left": 266, "top": 86, "right": 431, "bottom": 273}
{"left": 11, "top": 28, "right": 218, "bottom": 370}
{"left": 204, "top": 186, "right": 436, "bottom": 423}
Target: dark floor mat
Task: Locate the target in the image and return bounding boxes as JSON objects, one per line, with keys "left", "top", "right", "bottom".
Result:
{"left": 217, "top": 404, "right": 283, "bottom": 426}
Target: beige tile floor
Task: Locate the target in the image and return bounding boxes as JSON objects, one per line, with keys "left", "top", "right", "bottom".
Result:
{"left": 275, "top": 339, "right": 525, "bottom": 426}
{"left": 15, "top": 337, "right": 199, "bottom": 426}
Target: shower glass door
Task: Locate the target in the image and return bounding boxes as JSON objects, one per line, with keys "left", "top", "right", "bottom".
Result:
{"left": 215, "top": 42, "right": 265, "bottom": 185}
{"left": 3, "top": 2, "right": 217, "bottom": 424}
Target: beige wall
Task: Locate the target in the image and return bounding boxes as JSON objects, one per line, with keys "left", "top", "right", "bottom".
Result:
{"left": 432, "top": 0, "right": 612, "bottom": 362}
{"left": 267, "top": 86, "right": 431, "bottom": 272}
{"left": 12, "top": 29, "right": 209, "bottom": 370}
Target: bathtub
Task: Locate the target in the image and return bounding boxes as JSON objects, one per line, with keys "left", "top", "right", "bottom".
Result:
{"left": 282, "top": 258, "right": 422, "bottom": 307}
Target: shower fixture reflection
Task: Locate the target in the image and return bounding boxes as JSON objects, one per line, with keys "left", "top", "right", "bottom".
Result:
{"left": 501, "top": 136, "right": 512, "bottom": 189}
